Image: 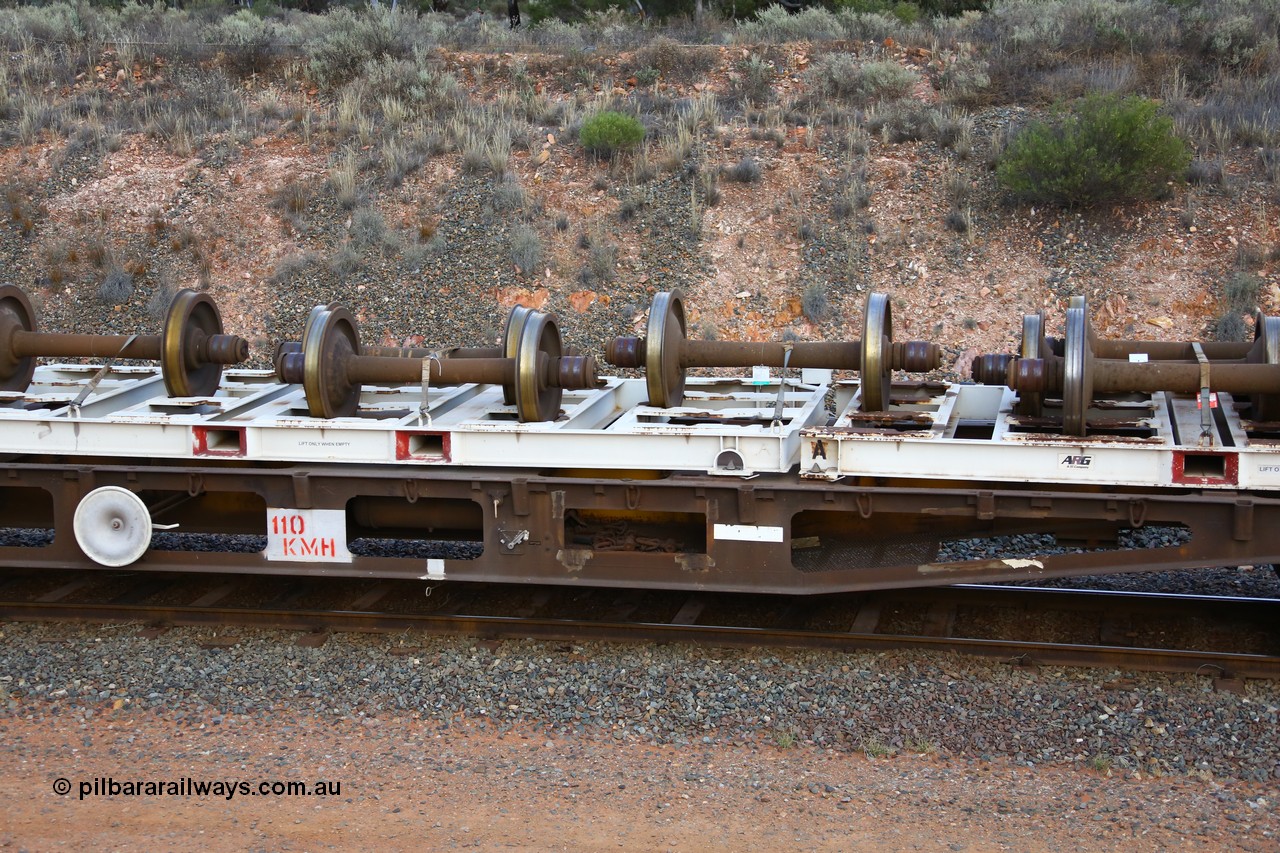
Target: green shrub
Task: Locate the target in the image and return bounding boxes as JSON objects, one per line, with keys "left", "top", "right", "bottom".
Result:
{"left": 737, "top": 6, "right": 844, "bottom": 42}
{"left": 305, "top": 9, "right": 414, "bottom": 90}
{"left": 216, "top": 10, "right": 278, "bottom": 77}
{"left": 736, "top": 55, "right": 775, "bottom": 103}
{"left": 579, "top": 110, "right": 645, "bottom": 157}
{"left": 997, "top": 94, "right": 1191, "bottom": 207}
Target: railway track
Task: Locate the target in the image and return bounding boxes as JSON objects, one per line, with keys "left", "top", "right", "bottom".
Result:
{"left": 3, "top": 570, "right": 1277, "bottom": 682}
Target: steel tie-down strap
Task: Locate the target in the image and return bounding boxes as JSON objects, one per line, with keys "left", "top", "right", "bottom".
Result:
{"left": 771, "top": 344, "right": 793, "bottom": 429}
{"left": 417, "top": 354, "right": 442, "bottom": 427}
{"left": 1193, "top": 342, "right": 1212, "bottom": 446}
{"left": 69, "top": 334, "right": 139, "bottom": 417}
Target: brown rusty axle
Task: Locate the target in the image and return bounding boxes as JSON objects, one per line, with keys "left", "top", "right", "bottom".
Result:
{"left": 277, "top": 351, "right": 598, "bottom": 390}
{"left": 1079, "top": 339, "right": 1253, "bottom": 361}
{"left": 970, "top": 297, "right": 1280, "bottom": 434}
{"left": 607, "top": 337, "right": 940, "bottom": 373}
{"left": 11, "top": 327, "right": 247, "bottom": 365}
{"left": 1004, "top": 356, "right": 1280, "bottom": 396}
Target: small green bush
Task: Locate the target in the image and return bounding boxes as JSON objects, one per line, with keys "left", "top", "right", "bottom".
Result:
{"left": 997, "top": 94, "right": 1191, "bottom": 208}
{"left": 737, "top": 6, "right": 844, "bottom": 43}
{"left": 579, "top": 111, "right": 645, "bottom": 157}
{"left": 305, "top": 9, "right": 413, "bottom": 90}
{"left": 216, "top": 10, "right": 277, "bottom": 77}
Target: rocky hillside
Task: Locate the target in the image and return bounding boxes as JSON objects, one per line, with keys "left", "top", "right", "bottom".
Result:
{"left": 1, "top": 2, "right": 1277, "bottom": 381}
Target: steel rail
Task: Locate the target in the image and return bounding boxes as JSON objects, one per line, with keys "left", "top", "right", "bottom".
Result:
{"left": 2, "top": 584, "right": 1278, "bottom": 678}
{"left": 939, "top": 584, "right": 1280, "bottom": 617}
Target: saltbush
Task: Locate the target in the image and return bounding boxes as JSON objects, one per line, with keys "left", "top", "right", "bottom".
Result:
{"left": 996, "top": 94, "right": 1191, "bottom": 207}
{"left": 216, "top": 10, "right": 278, "bottom": 77}
{"left": 807, "top": 56, "right": 918, "bottom": 104}
{"left": 736, "top": 6, "right": 845, "bottom": 43}
{"left": 509, "top": 223, "right": 543, "bottom": 274}
{"left": 97, "top": 267, "right": 133, "bottom": 305}
{"left": 305, "top": 8, "right": 417, "bottom": 89}
{"left": 578, "top": 111, "right": 645, "bottom": 157}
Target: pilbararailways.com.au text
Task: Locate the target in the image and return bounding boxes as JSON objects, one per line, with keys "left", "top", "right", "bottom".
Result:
{"left": 53, "top": 776, "right": 341, "bottom": 801}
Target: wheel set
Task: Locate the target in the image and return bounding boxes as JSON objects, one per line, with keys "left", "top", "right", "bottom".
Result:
{"left": 273, "top": 303, "right": 599, "bottom": 421}
{"left": 971, "top": 297, "right": 1280, "bottom": 434}
{"left": 0, "top": 284, "right": 249, "bottom": 397}
{"left": 605, "top": 290, "right": 942, "bottom": 411}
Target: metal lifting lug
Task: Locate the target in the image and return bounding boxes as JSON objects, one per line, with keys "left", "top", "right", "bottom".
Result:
{"left": 976, "top": 492, "right": 995, "bottom": 521}
{"left": 291, "top": 472, "right": 312, "bottom": 509}
{"left": 1127, "top": 499, "right": 1147, "bottom": 528}
{"left": 512, "top": 479, "right": 530, "bottom": 517}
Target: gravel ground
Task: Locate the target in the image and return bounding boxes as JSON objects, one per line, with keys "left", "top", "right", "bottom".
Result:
{"left": 5, "top": 705, "right": 1277, "bottom": 851}
{"left": 2, "top": 621, "right": 1280, "bottom": 849}
{"left": 2, "top": 622, "right": 1278, "bottom": 785}
{"left": 249, "top": 169, "right": 711, "bottom": 367}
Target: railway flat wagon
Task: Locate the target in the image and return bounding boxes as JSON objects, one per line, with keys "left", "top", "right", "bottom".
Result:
{"left": 2, "top": 283, "right": 1279, "bottom": 594}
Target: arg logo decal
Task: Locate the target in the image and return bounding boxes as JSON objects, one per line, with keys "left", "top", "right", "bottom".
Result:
{"left": 1059, "top": 453, "right": 1093, "bottom": 469}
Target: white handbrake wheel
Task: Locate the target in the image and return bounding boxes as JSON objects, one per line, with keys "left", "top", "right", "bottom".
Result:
{"left": 73, "top": 486, "right": 152, "bottom": 567}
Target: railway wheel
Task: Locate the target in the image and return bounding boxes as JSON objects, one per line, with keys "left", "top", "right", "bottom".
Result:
{"left": 859, "top": 292, "right": 892, "bottom": 411}
{"left": 1061, "top": 296, "right": 1095, "bottom": 436}
{"left": 500, "top": 305, "right": 534, "bottom": 405}
{"left": 514, "top": 310, "right": 564, "bottom": 422}
{"left": 644, "top": 290, "right": 687, "bottom": 408}
{"left": 161, "top": 289, "right": 234, "bottom": 397}
{"left": 301, "top": 304, "right": 362, "bottom": 418}
{"left": 1250, "top": 311, "right": 1280, "bottom": 421}
{"left": 0, "top": 284, "right": 37, "bottom": 393}
{"left": 1015, "top": 311, "right": 1049, "bottom": 417}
